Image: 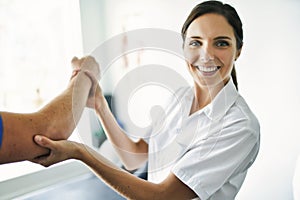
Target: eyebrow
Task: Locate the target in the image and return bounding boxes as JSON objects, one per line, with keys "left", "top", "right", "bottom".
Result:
{"left": 189, "top": 36, "right": 232, "bottom": 40}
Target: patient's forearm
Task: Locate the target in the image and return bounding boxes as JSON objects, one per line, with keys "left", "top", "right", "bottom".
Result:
{"left": 39, "top": 72, "right": 92, "bottom": 138}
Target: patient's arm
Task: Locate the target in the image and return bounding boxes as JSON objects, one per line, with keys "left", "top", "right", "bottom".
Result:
{"left": 0, "top": 56, "right": 99, "bottom": 164}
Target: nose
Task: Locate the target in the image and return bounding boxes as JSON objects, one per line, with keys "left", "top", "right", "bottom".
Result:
{"left": 200, "top": 45, "right": 214, "bottom": 62}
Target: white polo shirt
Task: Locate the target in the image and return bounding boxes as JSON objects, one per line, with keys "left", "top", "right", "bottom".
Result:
{"left": 146, "top": 79, "right": 260, "bottom": 200}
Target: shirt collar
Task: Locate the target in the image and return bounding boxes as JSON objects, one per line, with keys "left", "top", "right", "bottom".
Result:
{"left": 204, "top": 79, "right": 239, "bottom": 121}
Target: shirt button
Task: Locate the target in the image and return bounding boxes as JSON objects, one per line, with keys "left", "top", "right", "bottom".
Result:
{"left": 176, "top": 128, "right": 182, "bottom": 134}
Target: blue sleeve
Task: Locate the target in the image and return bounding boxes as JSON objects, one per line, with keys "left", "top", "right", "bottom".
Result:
{"left": 0, "top": 114, "right": 3, "bottom": 148}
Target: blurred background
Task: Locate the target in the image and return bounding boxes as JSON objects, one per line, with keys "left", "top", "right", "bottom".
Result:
{"left": 0, "top": 0, "right": 299, "bottom": 199}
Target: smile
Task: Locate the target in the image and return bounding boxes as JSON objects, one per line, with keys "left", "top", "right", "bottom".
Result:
{"left": 195, "top": 66, "right": 221, "bottom": 76}
{"left": 197, "top": 66, "right": 220, "bottom": 72}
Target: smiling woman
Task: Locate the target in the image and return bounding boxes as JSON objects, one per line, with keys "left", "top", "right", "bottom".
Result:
{"left": 0, "top": 0, "right": 83, "bottom": 181}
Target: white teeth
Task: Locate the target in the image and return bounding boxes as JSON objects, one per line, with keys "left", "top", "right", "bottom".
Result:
{"left": 197, "top": 66, "right": 219, "bottom": 72}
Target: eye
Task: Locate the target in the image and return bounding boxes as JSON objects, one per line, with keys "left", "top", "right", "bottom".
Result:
{"left": 189, "top": 40, "right": 201, "bottom": 47}
{"left": 215, "top": 40, "right": 230, "bottom": 47}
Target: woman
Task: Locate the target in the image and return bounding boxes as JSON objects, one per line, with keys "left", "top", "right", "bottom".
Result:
{"left": 32, "top": 1, "right": 260, "bottom": 199}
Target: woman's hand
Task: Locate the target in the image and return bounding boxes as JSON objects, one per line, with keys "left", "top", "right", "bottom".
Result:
{"left": 84, "top": 70, "right": 105, "bottom": 110}
{"left": 68, "top": 56, "right": 104, "bottom": 110}
{"left": 30, "top": 135, "right": 81, "bottom": 167}
{"left": 71, "top": 56, "right": 101, "bottom": 79}
{"left": 69, "top": 56, "right": 101, "bottom": 81}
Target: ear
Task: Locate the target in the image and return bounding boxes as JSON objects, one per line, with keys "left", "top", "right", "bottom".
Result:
{"left": 235, "top": 46, "right": 243, "bottom": 61}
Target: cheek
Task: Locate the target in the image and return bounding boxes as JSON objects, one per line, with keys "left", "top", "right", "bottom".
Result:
{"left": 218, "top": 51, "right": 235, "bottom": 66}
{"left": 183, "top": 46, "right": 198, "bottom": 64}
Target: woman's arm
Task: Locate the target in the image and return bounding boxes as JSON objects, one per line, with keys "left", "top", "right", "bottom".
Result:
{"left": 0, "top": 56, "right": 99, "bottom": 164}
{"left": 32, "top": 135, "right": 197, "bottom": 200}
{"left": 84, "top": 71, "right": 148, "bottom": 170}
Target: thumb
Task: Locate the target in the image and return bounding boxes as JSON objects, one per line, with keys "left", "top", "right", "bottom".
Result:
{"left": 71, "top": 56, "right": 78, "bottom": 63}
{"left": 70, "top": 69, "right": 81, "bottom": 80}
{"left": 84, "top": 70, "right": 99, "bottom": 83}
{"left": 71, "top": 56, "right": 83, "bottom": 69}
{"left": 84, "top": 70, "right": 96, "bottom": 88}
{"left": 34, "top": 135, "right": 53, "bottom": 148}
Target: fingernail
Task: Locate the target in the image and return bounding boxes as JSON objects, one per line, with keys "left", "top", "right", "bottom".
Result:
{"left": 35, "top": 135, "right": 41, "bottom": 142}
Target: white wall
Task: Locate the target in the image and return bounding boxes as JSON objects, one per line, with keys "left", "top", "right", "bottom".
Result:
{"left": 0, "top": 0, "right": 84, "bottom": 182}
{"left": 80, "top": 0, "right": 300, "bottom": 199}
{"left": 234, "top": 1, "right": 300, "bottom": 199}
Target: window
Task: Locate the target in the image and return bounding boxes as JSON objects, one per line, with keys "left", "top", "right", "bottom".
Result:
{"left": 0, "top": 0, "right": 83, "bottom": 181}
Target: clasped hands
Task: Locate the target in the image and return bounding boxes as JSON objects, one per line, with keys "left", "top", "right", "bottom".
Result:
{"left": 70, "top": 56, "right": 104, "bottom": 109}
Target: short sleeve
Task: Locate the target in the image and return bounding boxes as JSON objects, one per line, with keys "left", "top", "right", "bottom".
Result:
{"left": 0, "top": 114, "right": 3, "bottom": 148}
{"left": 172, "top": 124, "right": 259, "bottom": 200}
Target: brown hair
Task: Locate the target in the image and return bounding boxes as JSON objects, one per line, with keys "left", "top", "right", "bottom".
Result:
{"left": 181, "top": 1, "right": 243, "bottom": 90}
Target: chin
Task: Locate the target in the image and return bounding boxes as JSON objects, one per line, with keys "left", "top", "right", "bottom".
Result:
{"left": 195, "top": 78, "right": 227, "bottom": 89}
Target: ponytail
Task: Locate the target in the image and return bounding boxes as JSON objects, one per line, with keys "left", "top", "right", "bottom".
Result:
{"left": 231, "top": 66, "right": 238, "bottom": 90}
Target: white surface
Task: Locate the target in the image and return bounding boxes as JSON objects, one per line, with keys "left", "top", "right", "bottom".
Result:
{"left": 0, "top": 161, "right": 90, "bottom": 200}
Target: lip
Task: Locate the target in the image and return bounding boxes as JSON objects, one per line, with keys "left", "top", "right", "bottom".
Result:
{"left": 195, "top": 65, "right": 221, "bottom": 76}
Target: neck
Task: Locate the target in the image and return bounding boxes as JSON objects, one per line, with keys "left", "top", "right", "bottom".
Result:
{"left": 189, "top": 82, "right": 224, "bottom": 115}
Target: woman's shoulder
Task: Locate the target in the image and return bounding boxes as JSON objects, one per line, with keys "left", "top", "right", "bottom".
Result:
{"left": 228, "top": 95, "right": 260, "bottom": 137}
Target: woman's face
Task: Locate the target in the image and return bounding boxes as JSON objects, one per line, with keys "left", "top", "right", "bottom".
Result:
{"left": 183, "top": 13, "right": 241, "bottom": 88}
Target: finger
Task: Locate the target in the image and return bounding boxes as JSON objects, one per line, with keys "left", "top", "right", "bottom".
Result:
{"left": 71, "top": 56, "right": 84, "bottom": 69}
{"left": 34, "top": 135, "right": 55, "bottom": 149}
{"left": 32, "top": 159, "right": 52, "bottom": 167}
{"left": 70, "top": 69, "right": 81, "bottom": 80}
{"left": 72, "top": 69, "right": 81, "bottom": 73}
{"left": 29, "top": 148, "right": 53, "bottom": 167}
{"left": 82, "top": 56, "right": 101, "bottom": 76}
{"left": 71, "top": 56, "right": 79, "bottom": 68}
{"left": 85, "top": 56, "right": 96, "bottom": 62}
{"left": 30, "top": 154, "right": 50, "bottom": 166}
{"left": 71, "top": 56, "right": 78, "bottom": 63}
{"left": 84, "top": 70, "right": 98, "bottom": 83}
{"left": 83, "top": 71, "right": 98, "bottom": 97}
{"left": 84, "top": 70, "right": 99, "bottom": 93}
